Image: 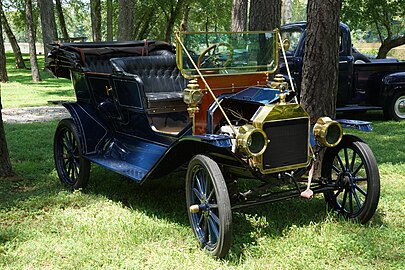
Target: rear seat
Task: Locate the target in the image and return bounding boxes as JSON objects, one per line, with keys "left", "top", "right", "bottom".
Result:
{"left": 82, "top": 53, "right": 139, "bottom": 74}
{"left": 110, "top": 51, "right": 188, "bottom": 113}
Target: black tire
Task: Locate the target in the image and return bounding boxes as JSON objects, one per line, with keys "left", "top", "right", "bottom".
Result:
{"left": 54, "top": 118, "right": 90, "bottom": 189}
{"left": 322, "top": 136, "right": 380, "bottom": 224}
{"left": 186, "top": 155, "right": 232, "bottom": 258}
{"left": 385, "top": 90, "right": 405, "bottom": 121}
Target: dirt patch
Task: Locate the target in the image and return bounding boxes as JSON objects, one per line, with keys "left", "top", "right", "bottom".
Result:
{"left": 1, "top": 106, "right": 70, "bottom": 123}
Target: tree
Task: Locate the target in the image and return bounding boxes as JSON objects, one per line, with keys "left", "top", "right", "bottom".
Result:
{"left": 90, "top": 0, "right": 101, "bottom": 41}
{"left": 341, "top": 0, "right": 405, "bottom": 59}
{"left": 55, "top": 0, "right": 69, "bottom": 40}
{"left": 0, "top": 97, "right": 13, "bottom": 178}
{"left": 281, "top": 0, "right": 292, "bottom": 25}
{"left": 163, "top": 0, "right": 185, "bottom": 42}
{"left": 0, "top": 5, "right": 26, "bottom": 69}
{"left": 179, "top": 2, "right": 191, "bottom": 32}
{"left": 117, "top": 0, "right": 135, "bottom": 40}
{"left": 38, "top": 0, "right": 58, "bottom": 64}
{"left": 106, "top": 0, "right": 113, "bottom": 41}
{"left": 249, "top": 0, "right": 281, "bottom": 31}
{"left": 0, "top": 0, "right": 12, "bottom": 178}
{"left": 231, "top": 0, "right": 247, "bottom": 32}
{"left": 0, "top": 0, "right": 7, "bottom": 82}
{"left": 300, "top": 0, "right": 340, "bottom": 123}
{"left": 26, "top": 0, "right": 41, "bottom": 82}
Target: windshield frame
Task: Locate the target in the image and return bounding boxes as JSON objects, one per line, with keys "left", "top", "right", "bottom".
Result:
{"left": 175, "top": 30, "right": 279, "bottom": 78}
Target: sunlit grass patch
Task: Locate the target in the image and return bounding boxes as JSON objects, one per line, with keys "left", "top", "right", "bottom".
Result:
{"left": 0, "top": 53, "right": 75, "bottom": 108}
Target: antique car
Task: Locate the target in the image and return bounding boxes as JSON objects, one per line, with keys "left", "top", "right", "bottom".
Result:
{"left": 47, "top": 30, "right": 380, "bottom": 258}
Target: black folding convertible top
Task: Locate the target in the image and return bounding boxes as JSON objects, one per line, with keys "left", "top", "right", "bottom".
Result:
{"left": 46, "top": 40, "right": 174, "bottom": 79}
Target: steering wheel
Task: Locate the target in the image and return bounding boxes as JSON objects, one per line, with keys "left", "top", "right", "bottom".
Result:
{"left": 197, "top": 42, "right": 234, "bottom": 69}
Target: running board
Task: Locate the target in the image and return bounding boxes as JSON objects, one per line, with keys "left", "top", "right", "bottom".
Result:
{"left": 337, "top": 105, "right": 382, "bottom": 112}
{"left": 87, "top": 155, "right": 149, "bottom": 182}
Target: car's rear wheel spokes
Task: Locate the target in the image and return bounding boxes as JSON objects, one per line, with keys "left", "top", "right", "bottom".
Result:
{"left": 54, "top": 119, "right": 90, "bottom": 189}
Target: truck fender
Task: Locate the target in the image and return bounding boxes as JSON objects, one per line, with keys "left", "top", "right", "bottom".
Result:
{"left": 382, "top": 72, "right": 405, "bottom": 101}
{"left": 382, "top": 72, "right": 405, "bottom": 120}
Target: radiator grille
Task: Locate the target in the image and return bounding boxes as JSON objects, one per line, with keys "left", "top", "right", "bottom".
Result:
{"left": 262, "top": 118, "right": 309, "bottom": 170}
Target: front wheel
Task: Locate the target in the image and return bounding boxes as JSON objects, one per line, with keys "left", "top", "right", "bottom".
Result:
{"left": 54, "top": 118, "right": 90, "bottom": 189}
{"left": 186, "top": 155, "right": 232, "bottom": 258}
{"left": 322, "top": 136, "right": 380, "bottom": 224}
{"left": 385, "top": 90, "right": 405, "bottom": 121}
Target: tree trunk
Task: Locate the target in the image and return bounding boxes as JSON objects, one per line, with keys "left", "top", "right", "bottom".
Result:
{"left": 118, "top": 0, "right": 135, "bottom": 41}
{"left": 38, "top": 0, "right": 58, "bottom": 65}
{"left": 0, "top": 97, "right": 13, "bottom": 178}
{"left": 90, "top": 0, "right": 102, "bottom": 42}
{"left": 0, "top": 6, "right": 26, "bottom": 69}
{"left": 164, "top": 0, "right": 184, "bottom": 43}
{"left": 55, "top": 0, "right": 69, "bottom": 40}
{"left": 281, "top": 0, "right": 292, "bottom": 25}
{"left": 26, "top": 0, "right": 41, "bottom": 82}
{"left": 231, "top": 0, "right": 247, "bottom": 32}
{"left": 135, "top": 8, "right": 156, "bottom": 39}
{"left": 377, "top": 35, "right": 405, "bottom": 59}
{"left": 0, "top": 0, "right": 8, "bottom": 82}
{"left": 179, "top": 3, "right": 190, "bottom": 32}
{"left": 106, "top": 0, "right": 113, "bottom": 41}
{"left": 300, "top": 0, "right": 340, "bottom": 123}
{"left": 249, "top": 0, "right": 281, "bottom": 31}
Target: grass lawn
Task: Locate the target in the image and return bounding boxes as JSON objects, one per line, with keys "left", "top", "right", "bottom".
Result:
{"left": 0, "top": 52, "right": 75, "bottom": 108}
{"left": 0, "top": 123, "right": 404, "bottom": 268}
{"left": 0, "top": 52, "right": 404, "bottom": 268}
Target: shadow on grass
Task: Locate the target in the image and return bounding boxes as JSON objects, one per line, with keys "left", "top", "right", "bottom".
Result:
{"left": 84, "top": 165, "right": 387, "bottom": 263}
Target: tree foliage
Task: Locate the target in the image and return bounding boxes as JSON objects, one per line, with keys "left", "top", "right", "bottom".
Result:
{"left": 341, "top": 0, "right": 405, "bottom": 58}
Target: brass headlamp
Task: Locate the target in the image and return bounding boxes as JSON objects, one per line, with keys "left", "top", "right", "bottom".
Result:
{"left": 236, "top": 124, "right": 268, "bottom": 157}
{"left": 313, "top": 117, "right": 343, "bottom": 147}
{"left": 183, "top": 79, "right": 203, "bottom": 118}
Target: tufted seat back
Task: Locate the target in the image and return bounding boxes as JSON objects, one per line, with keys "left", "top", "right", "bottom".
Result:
{"left": 110, "top": 53, "right": 188, "bottom": 96}
{"left": 83, "top": 53, "right": 139, "bottom": 73}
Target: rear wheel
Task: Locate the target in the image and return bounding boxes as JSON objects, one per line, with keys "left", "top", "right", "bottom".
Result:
{"left": 322, "top": 136, "right": 380, "bottom": 223}
{"left": 186, "top": 155, "right": 232, "bottom": 258}
{"left": 54, "top": 119, "right": 90, "bottom": 189}
{"left": 385, "top": 90, "right": 405, "bottom": 121}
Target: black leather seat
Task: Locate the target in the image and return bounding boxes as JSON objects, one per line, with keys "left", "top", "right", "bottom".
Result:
{"left": 110, "top": 52, "right": 188, "bottom": 113}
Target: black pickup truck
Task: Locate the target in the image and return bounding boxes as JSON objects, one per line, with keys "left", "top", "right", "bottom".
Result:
{"left": 280, "top": 22, "right": 405, "bottom": 120}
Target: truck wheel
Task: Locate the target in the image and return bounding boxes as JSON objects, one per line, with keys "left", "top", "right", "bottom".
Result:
{"left": 322, "top": 136, "right": 380, "bottom": 224}
{"left": 54, "top": 118, "right": 90, "bottom": 189}
{"left": 186, "top": 155, "right": 232, "bottom": 258}
{"left": 386, "top": 90, "right": 405, "bottom": 121}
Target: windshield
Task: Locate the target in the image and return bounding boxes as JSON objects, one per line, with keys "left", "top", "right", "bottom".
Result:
{"left": 176, "top": 31, "right": 278, "bottom": 77}
{"left": 281, "top": 29, "right": 303, "bottom": 55}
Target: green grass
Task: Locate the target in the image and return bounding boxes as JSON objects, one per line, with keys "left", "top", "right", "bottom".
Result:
{"left": 0, "top": 120, "right": 404, "bottom": 269}
{"left": 0, "top": 51, "right": 404, "bottom": 268}
{"left": 0, "top": 52, "right": 75, "bottom": 108}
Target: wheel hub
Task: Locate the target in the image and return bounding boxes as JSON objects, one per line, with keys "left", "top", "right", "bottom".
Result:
{"left": 338, "top": 172, "right": 353, "bottom": 188}
{"left": 394, "top": 96, "right": 405, "bottom": 117}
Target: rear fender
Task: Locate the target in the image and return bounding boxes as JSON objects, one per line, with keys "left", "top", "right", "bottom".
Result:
{"left": 63, "top": 102, "right": 112, "bottom": 155}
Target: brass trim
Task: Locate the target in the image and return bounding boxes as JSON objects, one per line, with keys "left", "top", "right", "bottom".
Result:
{"left": 175, "top": 30, "right": 280, "bottom": 79}
{"left": 175, "top": 32, "right": 237, "bottom": 136}
{"left": 251, "top": 103, "right": 311, "bottom": 175}
{"left": 313, "top": 117, "right": 343, "bottom": 147}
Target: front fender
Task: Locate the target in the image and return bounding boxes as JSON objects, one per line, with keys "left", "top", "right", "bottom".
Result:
{"left": 144, "top": 135, "right": 253, "bottom": 181}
